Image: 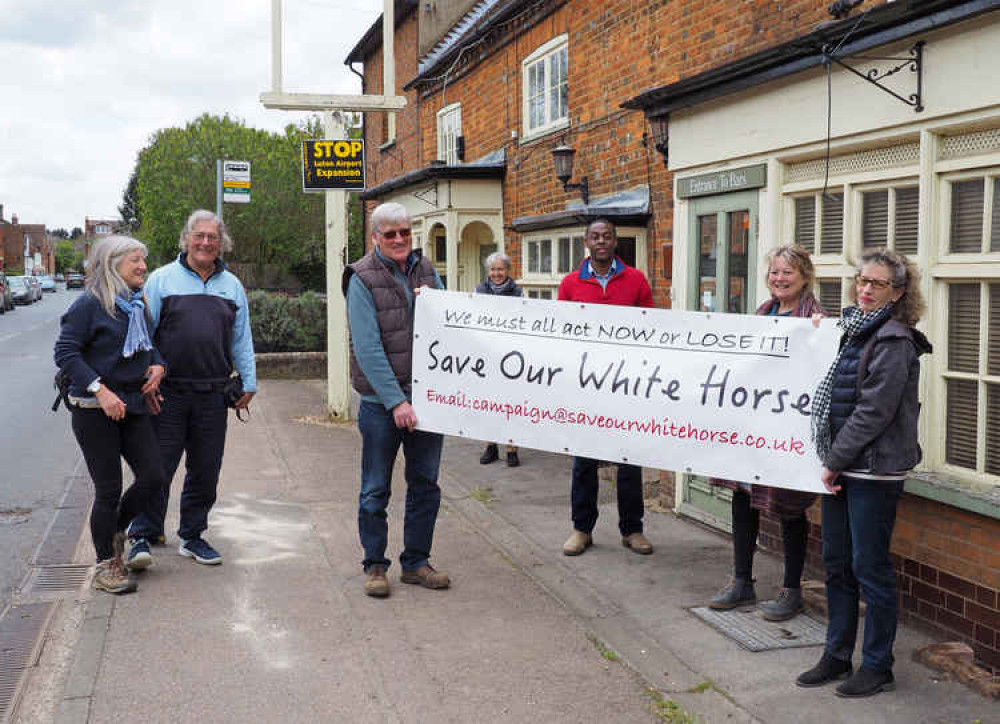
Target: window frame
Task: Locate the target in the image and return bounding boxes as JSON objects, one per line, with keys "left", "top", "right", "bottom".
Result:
{"left": 520, "top": 34, "right": 569, "bottom": 142}
{"left": 436, "top": 102, "right": 462, "bottom": 165}
{"left": 519, "top": 225, "right": 648, "bottom": 297}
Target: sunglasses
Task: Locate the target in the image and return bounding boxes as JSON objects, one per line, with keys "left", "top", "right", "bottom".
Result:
{"left": 854, "top": 274, "right": 895, "bottom": 290}
{"left": 378, "top": 228, "right": 412, "bottom": 240}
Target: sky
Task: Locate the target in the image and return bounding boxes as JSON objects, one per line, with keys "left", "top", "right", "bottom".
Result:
{"left": 0, "top": 0, "right": 382, "bottom": 231}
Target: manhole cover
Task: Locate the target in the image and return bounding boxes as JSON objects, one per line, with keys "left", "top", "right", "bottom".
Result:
{"left": 689, "top": 605, "right": 826, "bottom": 652}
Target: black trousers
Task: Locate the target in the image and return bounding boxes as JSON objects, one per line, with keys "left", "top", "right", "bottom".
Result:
{"left": 731, "top": 488, "right": 809, "bottom": 588}
{"left": 71, "top": 408, "right": 164, "bottom": 562}
{"left": 130, "top": 385, "right": 228, "bottom": 541}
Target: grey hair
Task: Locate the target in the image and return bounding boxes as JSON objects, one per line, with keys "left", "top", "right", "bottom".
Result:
{"left": 178, "top": 209, "right": 233, "bottom": 253}
{"left": 85, "top": 235, "right": 148, "bottom": 317}
{"left": 849, "top": 247, "right": 926, "bottom": 326}
{"left": 484, "top": 252, "right": 512, "bottom": 272}
{"left": 370, "top": 202, "right": 410, "bottom": 234}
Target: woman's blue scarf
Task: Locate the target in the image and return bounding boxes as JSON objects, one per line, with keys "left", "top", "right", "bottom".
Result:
{"left": 115, "top": 290, "right": 153, "bottom": 358}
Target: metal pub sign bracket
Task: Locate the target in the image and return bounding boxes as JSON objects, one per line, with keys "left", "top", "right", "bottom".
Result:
{"left": 823, "top": 40, "right": 924, "bottom": 112}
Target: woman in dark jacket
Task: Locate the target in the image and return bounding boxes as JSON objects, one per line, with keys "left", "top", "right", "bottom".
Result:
{"left": 475, "top": 251, "right": 523, "bottom": 467}
{"left": 797, "top": 248, "right": 930, "bottom": 698}
{"left": 54, "top": 236, "right": 166, "bottom": 594}
{"left": 708, "top": 244, "right": 825, "bottom": 620}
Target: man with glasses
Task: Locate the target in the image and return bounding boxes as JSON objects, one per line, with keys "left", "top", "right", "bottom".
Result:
{"left": 343, "top": 202, "right": 448, "bottom": 598}
{"left": 127, "top": 209, "right": 256, "bottom": 568}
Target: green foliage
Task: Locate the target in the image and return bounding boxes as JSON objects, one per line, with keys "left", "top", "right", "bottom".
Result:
{"left": 132, "top": 114, "right": 326, "bottom": 271}
{"left": 54, "top": 241, "right": 83, "bottom": 274}
{"left": 70, "top": 227, "right": 83, "bottom": 239}
{"left": 248, "top": 290, "right": 327, "bottom": 353}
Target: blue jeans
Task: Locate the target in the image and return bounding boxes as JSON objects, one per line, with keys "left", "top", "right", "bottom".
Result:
{"left": 822, "top": 476, "right": 903, "bottom": 673}
{"left": 570, "top": 457, "right": 644, "bottom": 536}
{"left": 358, "top": 401, "right": 444, "bottom": 572}
{"left": 129, "top": 384, "right": 228, "bottom": 541}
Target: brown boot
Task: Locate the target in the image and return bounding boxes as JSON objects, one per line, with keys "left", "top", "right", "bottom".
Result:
{"left": 93, "top": 557, "right": 137, "bottom": 595}
{"left": 562, "top": 530, "right": 593, "bottom": 556}
{"left": 364, "top": 565, "right": 390, "bottom": 598}
{"left": 400, "top": 564, "right": 450, "bottom": 589}
{"left": 621, "top": 532, "right": 653, "bottom": 555}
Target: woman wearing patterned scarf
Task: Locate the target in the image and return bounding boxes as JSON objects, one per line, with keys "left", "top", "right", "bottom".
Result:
{"left": 797, "top": 249, "right": 931, "bottom": 698}
{"left": 708, "top": 244, "right": 825, "bottom": 621}
{"left": 54, "top": 236, "right": 167, "bottom": 595}
{"left": 475, "top": 251, "right": 523, "bottom": 467}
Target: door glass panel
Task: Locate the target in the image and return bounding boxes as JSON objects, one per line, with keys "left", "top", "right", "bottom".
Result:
{"left": 698, "top": 215, "right": 718, "bottom": 311}
{"left": 727, "top": 210, "right": 749, "bottom": 314}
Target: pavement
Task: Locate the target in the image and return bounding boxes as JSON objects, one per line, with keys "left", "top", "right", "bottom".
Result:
{"left": 13, "top": 379, "right": 994, "bottom": 724}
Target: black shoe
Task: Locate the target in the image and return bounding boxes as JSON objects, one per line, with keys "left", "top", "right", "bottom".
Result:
{"left": 480, "top": 443, "right": 499, "bottom": 464}
{"left": 796, "top": 653, "right": 853, "bottom": 688}
{"left": 506, "top": 451, "right": 520, "bottom": 467}
{"left": 835, "top": 668, "right": 895, "bottom": 698}
{"left": 708, "top": 577, "right": 756, "bottom": 610}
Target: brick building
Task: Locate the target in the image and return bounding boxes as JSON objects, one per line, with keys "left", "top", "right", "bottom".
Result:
{"left": 347, "top": 0, "right": 1000, "bottom": 670}
{"left": 0, "top": 207, "right": 53, "bottom": 274}
{"left": 81, "top": 217, "right": 117, "bottom": 261}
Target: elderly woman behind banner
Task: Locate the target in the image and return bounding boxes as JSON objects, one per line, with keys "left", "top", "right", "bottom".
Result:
{"left": 475, "top": 251, "right": 523, "bottom": 467}
{"left": 54, "top": 236, "right": 166, "bottom": 595}
{"left": 708, "top": 244, "right": 825, "bottom": 621}
{"left": 797, "top": 248, "right": 930, "bottom": 698}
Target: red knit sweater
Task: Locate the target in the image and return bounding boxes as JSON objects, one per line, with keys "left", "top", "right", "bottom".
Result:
{"left": 557, "top": 257, "right": 654, "bottom": 308}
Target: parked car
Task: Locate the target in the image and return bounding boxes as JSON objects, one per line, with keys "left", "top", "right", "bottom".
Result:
{"left": 8, "top": 276, "right": 32, "bottom": 305}
{"left": 36, "top": 274, "right": 57, "bottom": 293}
{"left": 24, "top": 275, "right": 42, "bottom": 301}
{"left": 0, "top": 274, "right": 14, "bottom": 313}
{"left": 65, "top": 272, "right": 85, "bottom": 289}
{"left": 54, "top": 273, "right": 65, "bottom": 283}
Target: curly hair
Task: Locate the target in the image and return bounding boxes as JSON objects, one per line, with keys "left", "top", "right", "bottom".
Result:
{"left": 178, "top": 209, "right": 234, "bottom": 253}
{"left": 849, "top": 248, "right": 925, "bottom": 326}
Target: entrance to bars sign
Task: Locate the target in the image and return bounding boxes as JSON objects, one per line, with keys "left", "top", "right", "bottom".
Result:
{"left": 302, "top": 140, "right": 366, "bottom": 191}
{"left": 412, "top": 289, "right": 842, "bottom": 494}
{"left": 223, "top": 160, "right": 251, "bottom": 204}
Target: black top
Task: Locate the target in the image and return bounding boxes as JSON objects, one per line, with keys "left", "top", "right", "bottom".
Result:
{"left": 54, "top": 292, "right": 163, "bottom": 414}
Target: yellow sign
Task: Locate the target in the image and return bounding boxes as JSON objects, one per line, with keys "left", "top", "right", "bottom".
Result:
{"left": 302, "top": 139, "right": 365, "bottom": 191}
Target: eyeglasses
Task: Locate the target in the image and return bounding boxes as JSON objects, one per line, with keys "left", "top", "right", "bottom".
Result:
{"left": 190, "top": 232, "right": 221, "bottom": 243}
{"left": 377, "top": 228, "right": 412, "bottom": 240}
{"left": 854, "top": 274, "right": 895, "bottom": 290}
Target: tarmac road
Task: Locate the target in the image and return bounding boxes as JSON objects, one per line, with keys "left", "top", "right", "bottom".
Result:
{"left": 0, "top": 289, "right": 83, "bottom": 609}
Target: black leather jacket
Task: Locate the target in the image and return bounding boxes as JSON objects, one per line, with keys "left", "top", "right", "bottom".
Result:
{"left": 826, "top": 315, "right": 932, "bottom": 474}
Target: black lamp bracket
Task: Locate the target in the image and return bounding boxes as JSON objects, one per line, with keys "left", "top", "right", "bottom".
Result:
{"left": 822, "top": 40, "right": 924, "bottom": 112}
{"left": 562, "top": 177, "right": 589, "bottom": 206}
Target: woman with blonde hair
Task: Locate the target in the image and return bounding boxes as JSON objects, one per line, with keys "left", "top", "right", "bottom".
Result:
{"left": 54, "top": 235, "right": 166, "bottom": 594}
{"left": 708, "top": 244, "right": 826, "bottom": 620}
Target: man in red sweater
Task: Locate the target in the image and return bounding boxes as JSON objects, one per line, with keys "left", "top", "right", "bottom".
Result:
{"left": 557, "top": 219, "right": 655, "bottom": 556}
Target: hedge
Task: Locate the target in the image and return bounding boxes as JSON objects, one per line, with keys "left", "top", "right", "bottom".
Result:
{"left": 249, "top": 290, "right": 327, "bottom": 353}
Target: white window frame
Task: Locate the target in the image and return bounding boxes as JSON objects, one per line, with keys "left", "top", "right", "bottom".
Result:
{"left": 519, "top": 225, "right": 648, "bottom": 297}
{"left": 436, "top": 103, "right": 462, "bottom": 165}
{"left": 521, "top": 34, "right": 569, "bottom": 142}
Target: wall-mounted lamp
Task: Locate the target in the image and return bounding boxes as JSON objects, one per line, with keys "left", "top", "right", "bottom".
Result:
{"left": 649, "top": 115, "right": 669, "bottom": 167}
{"left": 551, "top": 145, "right": 589, "bottom": 205}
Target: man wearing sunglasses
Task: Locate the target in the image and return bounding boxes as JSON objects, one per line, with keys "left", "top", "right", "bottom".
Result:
{"left": 343, "top": 202, "right": 447, "bottom": 598}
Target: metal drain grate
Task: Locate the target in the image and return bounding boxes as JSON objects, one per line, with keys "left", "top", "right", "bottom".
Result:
{"left": 18, "top": 565, "right": 91, "bottom": 601}
{"left": 0, "top": 602, "right": 54, "bottom": 722}
{"left": 690, "top": 605, "right": 826, "bottom": 652}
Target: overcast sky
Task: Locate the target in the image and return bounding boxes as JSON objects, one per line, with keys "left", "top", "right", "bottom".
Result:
{"left": 0, "top": 0, "right": 380, "bottom": 231}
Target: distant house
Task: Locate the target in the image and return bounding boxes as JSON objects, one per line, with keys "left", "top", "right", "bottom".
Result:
{"left": 81, "top": 217, "right": 118, "bottom": 260}
{"left": 0, "top": 206, "right": 52, "bottom": 273}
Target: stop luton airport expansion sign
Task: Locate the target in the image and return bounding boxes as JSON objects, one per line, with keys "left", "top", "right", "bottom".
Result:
{"left": 301, "top": 140, "right": 366, "bottom": 192}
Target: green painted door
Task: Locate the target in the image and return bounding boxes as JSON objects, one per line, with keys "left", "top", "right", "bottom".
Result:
{"left": 679, "top": 190, "right": 759, "bottom": 530}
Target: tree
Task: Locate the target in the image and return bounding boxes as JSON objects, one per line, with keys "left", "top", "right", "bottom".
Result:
{"left": 118, "top": 168, "right": 140, "bottom": 232}
{"left": 54, "top": 240, "right": 83, "bottom": 274}
{"left": 131, "top": 113, "right": 326, "bottom": 273}
{"left": 70, "top": 227, "right": 83, "bottom": 240}
{"left": 49, "top": 228, "right": 69, "bottom": 239}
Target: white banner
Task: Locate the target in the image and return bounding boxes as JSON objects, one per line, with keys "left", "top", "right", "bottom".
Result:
{"left": 412, "top": 289, "right": 841, "bottom": 494}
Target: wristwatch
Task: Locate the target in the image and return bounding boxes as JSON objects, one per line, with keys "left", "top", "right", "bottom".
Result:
{"left": 86, "top": 378, "right": 102, "bottom": 394}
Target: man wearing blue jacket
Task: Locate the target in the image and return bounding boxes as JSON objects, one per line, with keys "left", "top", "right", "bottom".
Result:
{"left": 128, "top": 209, "right": 256, "bottom": 567}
